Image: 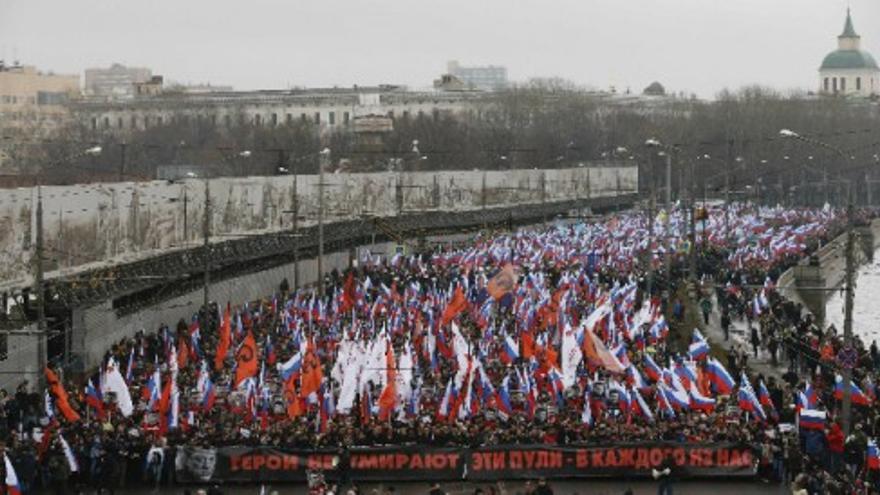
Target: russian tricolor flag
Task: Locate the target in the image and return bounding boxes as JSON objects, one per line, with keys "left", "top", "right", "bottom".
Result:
{"left": 631, "top": 386, "right": 654, "bottom": 422}
{"left": 833, "top": 375, "right": 872, "bottom": 406}
{"left": 643, "top": 354, "right": 662, "bottom": 382}
{"left": 496, "top": 376, "right": 513, "bottom": 418}
{"left": 688, "top": 329, "right": 710, "bottom": 361}
{"left": 868, "top": 439, "right": 880, "bottom": 470}
{"left": 804, "top": 381, "right": 817, "bottom": 408}
{"left": 144, "top": 370, "right": 161, "bottom": 411}
{"left": 278, "top": 350, "right": 303, "bottom": 382}
{"left": 689, "top": 384, "right": 716, "bottom": 413}
{"left": 706, "top": 357, "right": 735, "bottom": 395}
{"left": 4, "top": 453, "right": 21, "bottom": 495}
{"left": 798, "top": 409, "right": 826, "bottom": 431}
{"left": 500, "top": 333, "right": 519, "bottom": 365}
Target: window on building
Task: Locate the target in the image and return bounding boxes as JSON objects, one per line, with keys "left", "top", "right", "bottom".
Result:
{"left": 131, "top": 116, "right": 137, "bottom": 129}
{"left": 287, "top": 113, "right": 293, "bottom": 125}
{"left": 224, "top": 115, "right": 231, "bottom": 127}
{"left": 103, "top": 117, "right": 110, "bottom": 128}
{"left": 343, "top": 112, "right": 350, "bottom": 124}
{"left": 144, "top": 116, "right": 150, "bottom": 128}
{"left": 157, "top": 116, "right": 163, "bottom": 125}
{"left": 314, "top": 112, "right": 321, "bottom": 124}
{"left": 387, "top": 110, "right": 394, "bottom": 119}
{"left": 824, "top": 78, "right": 830, "bottom": 92}
{"left": 254, "top": 114, "right": 262, "bottom": 126}
{"left": 118, "top": 117, "right": 124, "bottom": 129}
{"left": 402, "top": 110, "right": 410, "bottom": 120}
{"left": 432, "top": 109, "right": 440, "bottom": 121}
{"left": 417, "top": 110, "right": 424, "bottom": 119}
{"left": 271, "top": 113, "right": 278, "bottom": 126}
{"left": 91, "top": 117, "right": 97, "bottom": 130}
{"left": 833, "top": 78, "right": 838, "bottom": 92}
{"left": 301, "top": 113, "right": 307, "bottom": 123}
{"left": 857, "top": 77, "right": 862, "bottom": 90}
{"left": 329, "top": 111, "right": 335, "bottom": 125}
{"left": 210, "top": 115, "right": 217, "bottom": 126}
{"left": 841, "top": 78, "right": 847, "bottom": 91}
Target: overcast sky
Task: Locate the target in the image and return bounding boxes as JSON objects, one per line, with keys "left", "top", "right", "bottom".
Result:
{"left": 0, "top": 0, "right": 874, "bottom": 98}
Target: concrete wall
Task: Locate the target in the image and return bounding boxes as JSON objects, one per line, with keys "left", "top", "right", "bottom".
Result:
{"left": 0, "top": 324, "right": 42, "bottom": 392}
{"left": 0, "top": 166, "right": 637, "bottom": 292}
{"left": 779, "top": 218, "right": 880, "bottom": 324}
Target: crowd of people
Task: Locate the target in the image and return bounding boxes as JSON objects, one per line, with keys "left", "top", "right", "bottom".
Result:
{"left": 3, "top": 202, "right": 879, "bottom": 494}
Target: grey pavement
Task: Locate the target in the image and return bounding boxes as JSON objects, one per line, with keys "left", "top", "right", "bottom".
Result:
{"left": 700, "top": 292, "right": 785, "bottom": 381}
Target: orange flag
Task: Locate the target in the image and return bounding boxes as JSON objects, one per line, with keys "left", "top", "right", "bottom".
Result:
{"left": 177, "top": 338, "right": 189, "bottom": 370}
{"left": 378, "top": 342, "right": 397, "bottom": 420}
{"left": 44, "top": 367, "right": 80, "bottom": 422}
{"left": 299, "top": 349, "right": 323, "bottom": 398}
{"left": 440, "top": 286, "right": 468, "bottom": 327}
{"left": 214, "top": 304, "right": 231, "bottom": 372}
{"left": 234, "top": 330, "right": 259, "bottom": 388}
{"left": 582, "top": 329, "right": 626, "bottom": 374}
{"left": 284, "top": 376, "right": 304, "bottom": 419}
{"left": 487, "top": 264, "right": 516, "bottom": 301}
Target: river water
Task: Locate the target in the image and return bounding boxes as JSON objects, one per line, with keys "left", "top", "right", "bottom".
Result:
{"left": 825, "top": 250, "right": 880, "bottom": 345}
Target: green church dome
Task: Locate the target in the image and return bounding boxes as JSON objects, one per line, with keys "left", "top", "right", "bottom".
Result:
{"left": 820, "top": 50, "right": 879, "bottom": 70}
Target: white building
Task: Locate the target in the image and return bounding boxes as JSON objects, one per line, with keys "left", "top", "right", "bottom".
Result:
{"left": 819, "top": 9, "right": 880, "bottom": 97}
{"left": 447, "top": 60, "right": 508, "bottom": 91}
{"left": 84, "top": 63, "right": 152, "bottom": 98}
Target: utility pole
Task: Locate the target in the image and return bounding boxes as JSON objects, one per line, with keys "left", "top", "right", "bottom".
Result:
{"left": 841, "top": 183, "right": 856, "bottom": 435}
{"left": 119, "top": 142, "right": 127, "bottom": 182}
{"left": 664, "top": 151, "right": 672, "bottom": 297}
{"left": 292, "top": 170, "right": 299, "bottom": 290}
{"left": 317, "top": 148, "right": 329, "bottom": 298}
{"left": 202, "top": 180, "right": 211, "bottom": 308}
{"left": 724, "top": 139, "right": 733, "bottom": 247}
{"left": 645, "top": 155, "right": 655, "bottom": 299}
{"left": 34, "top": 187, "right": 46, "bottom": 376}
{"left": 182, "top": 187, "right": 188, "bottom": 244}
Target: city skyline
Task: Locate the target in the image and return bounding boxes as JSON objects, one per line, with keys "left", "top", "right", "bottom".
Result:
{"left": 0, "top": 0, "right": 875, "bottom": 98}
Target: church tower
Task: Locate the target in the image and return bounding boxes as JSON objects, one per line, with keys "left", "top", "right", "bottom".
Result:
{"left": 819, "top": 9, "right": 880, "bottom": 97}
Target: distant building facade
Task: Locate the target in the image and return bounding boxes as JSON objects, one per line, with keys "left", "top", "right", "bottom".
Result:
{"left": 0, "top": 62, "right": 79, "bottom": 134}
{"left": 819, "top": 9, "right": 880, "bottom": 97}
{"left": 84, "top": 63, "right": 152, "bottom": 98}
{"left": 70, "top": 86, "right": 483, "bottom": 135}
{"left": 446, "top": 60, "right": 507, "bottom": 90}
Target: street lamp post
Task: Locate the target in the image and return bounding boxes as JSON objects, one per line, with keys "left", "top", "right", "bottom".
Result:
{"left": 646, "top": 138, "right": 674, "bottom": 304}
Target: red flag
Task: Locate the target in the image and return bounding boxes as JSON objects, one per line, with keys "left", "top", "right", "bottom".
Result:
{"left": 378, "top": 342, "right": 397, "bottom": 420}
{"left": 157, "top": 374, "right": 172, "bottom": 415}
{"left": 340, "top": 272, "right": 356, "bottom": 313}
{"left": 234, "top": 330, "right": 259, "bottom": 388}
{"left": 177, "top": 338, "right": 189, "bottom": 370}
{"left": 440, "top": 286, "right": 468, "bottom": 327}
{"left": 214, "top": 304, "right": 231, "bottom": 372}
{"left": 44, "top": 368, "right": 80, "bottom": 423}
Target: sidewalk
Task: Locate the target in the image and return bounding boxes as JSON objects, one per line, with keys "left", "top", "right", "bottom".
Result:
{"left": 700, "top": 294, "right": 784, "bottom": 380}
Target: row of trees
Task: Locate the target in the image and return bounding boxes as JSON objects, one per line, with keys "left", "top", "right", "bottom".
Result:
{"left": 6, "top": 82, "right": 880, "bottom": 201}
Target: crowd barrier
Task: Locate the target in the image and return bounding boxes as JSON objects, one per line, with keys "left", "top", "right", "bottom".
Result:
{"left": 174, "top": 443, "right": 758, "bottom": 483}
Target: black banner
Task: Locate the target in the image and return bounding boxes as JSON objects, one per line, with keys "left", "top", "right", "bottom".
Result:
{"left": 466, "top": 443, "right": 757, "bottom": 480}
{"left": 175, "top": 443, "right": 757, "bottom": 483}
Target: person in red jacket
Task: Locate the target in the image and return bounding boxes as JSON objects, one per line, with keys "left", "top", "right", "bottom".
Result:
{"left": 825, "top": 422, "right": 845, "bottom": 474}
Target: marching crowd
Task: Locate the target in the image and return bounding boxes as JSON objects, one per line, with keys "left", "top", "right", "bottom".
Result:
{"left": 2, "top": 203, "right": 880, "bottom": 494}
